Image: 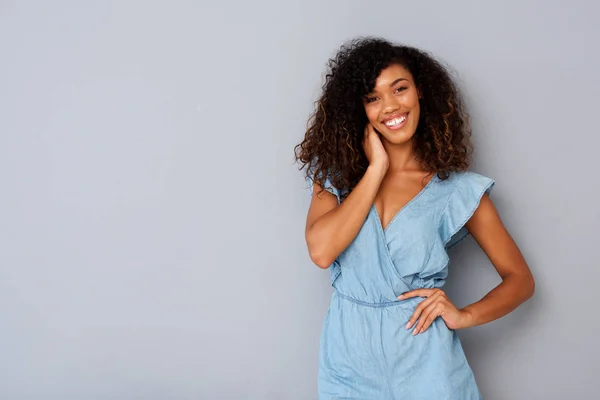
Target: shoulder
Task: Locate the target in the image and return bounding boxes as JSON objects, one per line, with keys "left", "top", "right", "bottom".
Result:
{"left": 437, "top": 170, "right": 496, "bottom": 248}
{"left": 446, "top": 170, "right": 493, "bottom": 185}
{"left": 305, "top": 163, "right": 347, "bottom": 204}
{"left": 440, "top": 170, "right": 495, "bottom": 198}
{"left": 429, "top": 170, "right": 494, "bottom": 199}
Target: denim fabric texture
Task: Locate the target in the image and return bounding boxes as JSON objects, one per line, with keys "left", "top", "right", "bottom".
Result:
{"left": 306, "top": 171, "right": 495, "bottom": 399}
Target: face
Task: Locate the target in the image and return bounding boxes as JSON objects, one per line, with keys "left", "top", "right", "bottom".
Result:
{"left": 363, "top": 64, "right": 421, "bottom": 145}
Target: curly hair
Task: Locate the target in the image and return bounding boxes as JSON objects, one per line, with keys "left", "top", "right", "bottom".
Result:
{"left": 294, "top": 37, "right": 473, "bottom": 200}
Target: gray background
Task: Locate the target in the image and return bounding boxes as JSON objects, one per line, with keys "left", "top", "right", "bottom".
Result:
{"left": 1, "top": 0, "right": 597, "bottom": 399}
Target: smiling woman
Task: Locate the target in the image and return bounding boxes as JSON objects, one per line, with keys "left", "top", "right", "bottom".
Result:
{"left": 364, "top": 72, "right": 418, "bottom": 135}
{"left": 294, "top": 37, "right": 535, "bottom": 399}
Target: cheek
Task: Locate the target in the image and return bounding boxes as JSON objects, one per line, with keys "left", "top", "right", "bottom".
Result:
{"left": 411, "top": 106, "right": 420, "bottom": 119}
{"left": 364, "top": 106, "right": 379, "bottom": 124}
{"left": 410, "top": 101, "right": 421, "bottom": 120}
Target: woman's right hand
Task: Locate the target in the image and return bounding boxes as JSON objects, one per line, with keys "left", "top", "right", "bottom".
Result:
{"left": 306, "top": 123, "right": 389, "bottom": 269}
{"left": 362, "top": 123, "right": 389, "bottom": 171}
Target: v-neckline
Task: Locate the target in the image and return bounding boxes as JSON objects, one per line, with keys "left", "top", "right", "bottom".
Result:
{"left": 372, "top": 173, "right": 437, "bottom": 234}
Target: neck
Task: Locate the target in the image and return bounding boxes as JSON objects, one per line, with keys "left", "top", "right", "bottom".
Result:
{"left": 383, "top": 139, "right": 421, "bottom": 172}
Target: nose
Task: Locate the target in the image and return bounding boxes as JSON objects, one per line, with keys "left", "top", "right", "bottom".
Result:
{"left": 382, "top": 95, "right": 401, "bottom": 114}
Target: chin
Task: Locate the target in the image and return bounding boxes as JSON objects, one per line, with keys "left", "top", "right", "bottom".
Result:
{"left": 378, "top": 126, "right": 416, "bottom": 145}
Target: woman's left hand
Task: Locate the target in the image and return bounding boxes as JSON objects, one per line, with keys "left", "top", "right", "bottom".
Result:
{"left": 398, "top": 289, "right": 473, "bottom": 335}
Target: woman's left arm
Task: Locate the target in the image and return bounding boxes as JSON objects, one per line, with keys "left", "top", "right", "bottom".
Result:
{"left": 400, "top": 194, "right": 535, "bottom": 334}
{"left": 458, "top": 193, "right": 535, "bottom": 327}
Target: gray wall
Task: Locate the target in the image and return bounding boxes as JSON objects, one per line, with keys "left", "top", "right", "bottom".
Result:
{"left": 1, "top": 1, "right": 597, "bottom": 399}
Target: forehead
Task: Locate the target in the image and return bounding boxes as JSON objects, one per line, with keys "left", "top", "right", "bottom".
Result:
{"left": 373, "top": 64, "right": 414, "bottom": 88}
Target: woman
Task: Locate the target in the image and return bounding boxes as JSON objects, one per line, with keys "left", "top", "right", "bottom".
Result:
{"left": 294, "top": 37, "right": 535, "bottom": 399}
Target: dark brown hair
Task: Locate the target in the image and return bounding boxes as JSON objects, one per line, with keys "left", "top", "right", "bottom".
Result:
{"left": 294, "top": 37, "right": 473, "bottom": 200}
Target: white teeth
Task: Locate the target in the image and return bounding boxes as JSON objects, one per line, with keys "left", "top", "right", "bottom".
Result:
{"left": 384, "top": 115, "right": 407, "bottom": 127}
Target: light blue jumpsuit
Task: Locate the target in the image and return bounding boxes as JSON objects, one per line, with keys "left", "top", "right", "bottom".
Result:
{"left": 307, "top": 170, "right": 494, "bottom": 399}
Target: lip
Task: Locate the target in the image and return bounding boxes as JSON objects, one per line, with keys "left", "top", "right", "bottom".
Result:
{"left": 381, "top": 112, "right": 409, "bottom": 130}
{"left": 382, "top": 112, "right": 409, "bottom": 123}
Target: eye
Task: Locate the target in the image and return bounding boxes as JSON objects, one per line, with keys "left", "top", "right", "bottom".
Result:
{"left": 394, "top": 86, "right": 408, "bottom": 94}
{"left": 364, "top": 96, "right": 378, "bottom": 104}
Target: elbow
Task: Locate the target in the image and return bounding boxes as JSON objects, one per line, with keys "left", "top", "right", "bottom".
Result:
{"left": 307, "top": 237, "right": 335, "bottom": 269}
{"left": 519, "top": 271, "right": 535, "bottom": 301}
{"left": 306, "top": 229, "right": 335, "bottom": 269}
{"left": 526, "top": 274, "right": 536, "bottom": 299}
{"left": 503, "top": 269, "right": 535, "bottom": 301}
{"left": 308, "top": 247, "right": 334, "bottom": 269}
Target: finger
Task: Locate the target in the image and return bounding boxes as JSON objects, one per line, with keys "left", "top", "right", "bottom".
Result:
{"left": 405, "top": 291, "right": 443, "bottom": 329}
{"left": 368, "top": 123, "right": 378, "bottom": 137}
{"left": 413, "top": 302, "right": 444, "bottom": 336}
{"left": 398, "top": 288, "right": 438, "bottom": 300}
{"left": 364, "top": 123, "right": 372, "bottom": 138}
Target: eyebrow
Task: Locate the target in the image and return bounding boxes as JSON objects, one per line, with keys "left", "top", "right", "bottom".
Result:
{"left": 389, "top": 78, "right": 408, "bottom": 87}
{"left": 366, "top": 78, "right": 409, "bottom": 96}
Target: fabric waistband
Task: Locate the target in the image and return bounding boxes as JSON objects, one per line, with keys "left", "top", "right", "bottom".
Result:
{"left": 333, "top": 288, "right": 417, "bottom": 309}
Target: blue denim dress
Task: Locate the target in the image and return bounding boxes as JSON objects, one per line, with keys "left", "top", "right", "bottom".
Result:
{"left": 307, "top": 171, "right": 494, "bottom": 400}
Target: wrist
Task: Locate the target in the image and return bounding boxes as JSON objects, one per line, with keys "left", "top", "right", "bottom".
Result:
{"left": 368, "top": 160, "right": 389, "bottom": 175}
{"left": 458, "top": 307, "right": 476, "bottom": 329}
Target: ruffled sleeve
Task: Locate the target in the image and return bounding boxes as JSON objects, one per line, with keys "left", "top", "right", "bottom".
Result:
{"left": 439, "top": 171, "right": 495, "bottom": 249}
{"left": 306, "top": 165, "right": 342, "bottom": 204}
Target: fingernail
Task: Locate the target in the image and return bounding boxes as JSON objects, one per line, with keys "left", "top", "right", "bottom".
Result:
{"left": 412, "top": 328, "right": 419, "bottom": 336}
{"left": 405, "top": 322, "right": 411, "bottom": 329}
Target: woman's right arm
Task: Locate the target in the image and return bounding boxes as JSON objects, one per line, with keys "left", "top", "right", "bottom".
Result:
{"left": 305, "top": 125, "right": 388, "bottom": 269}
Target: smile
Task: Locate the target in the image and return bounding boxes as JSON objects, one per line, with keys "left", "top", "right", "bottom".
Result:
{"left": 382, "top": 112, "right": 409, "bottom": 130}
